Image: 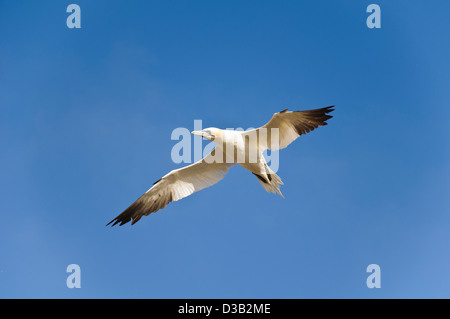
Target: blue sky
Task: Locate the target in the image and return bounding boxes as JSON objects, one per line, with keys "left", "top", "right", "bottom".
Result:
{"left": 1, "top": 0, "right": 449, "bottom": 298}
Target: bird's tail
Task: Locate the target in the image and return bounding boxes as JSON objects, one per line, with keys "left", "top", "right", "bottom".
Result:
{"left": 253, "top": 168, "right": 284, "bottom": 198}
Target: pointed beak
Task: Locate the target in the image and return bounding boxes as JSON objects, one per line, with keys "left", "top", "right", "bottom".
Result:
{"left": 191, "top": 130, "right": 204, "bottom": 137}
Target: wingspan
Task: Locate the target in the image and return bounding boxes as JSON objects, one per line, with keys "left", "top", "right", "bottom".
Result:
{"left": 107, "top": 151, "right": 234, "bottom": 226}
{"left": 256, "top": 106, "right": 334, "bottom": 150}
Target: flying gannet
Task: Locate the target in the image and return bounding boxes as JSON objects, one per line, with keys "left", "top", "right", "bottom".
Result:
{"left": 107, "top": 106, "right": 334, "bottom": 226}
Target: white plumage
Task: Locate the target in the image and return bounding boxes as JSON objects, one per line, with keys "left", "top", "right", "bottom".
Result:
{"left": 107, "top": 106, "right": 334, "bottom": 226}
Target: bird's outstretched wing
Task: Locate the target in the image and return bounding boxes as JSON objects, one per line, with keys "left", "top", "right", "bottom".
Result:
{"left": 256, "top": 106, "right": 334, "bottom": 150}
{"left": 107, "top": 151, "right": 234, "bottom": 226}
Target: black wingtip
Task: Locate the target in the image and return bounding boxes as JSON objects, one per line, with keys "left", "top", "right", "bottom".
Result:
{"left": 106, "top": 216, "right": 133, "bottom": 227}
{"left": 106, "top": 218, "right": 122, "bottom": 227}
{"left": 323, "top": 105, "right": 335, "bottom": 114}
{"left": 107, "top": 197, "right": 148, "bottom": 227}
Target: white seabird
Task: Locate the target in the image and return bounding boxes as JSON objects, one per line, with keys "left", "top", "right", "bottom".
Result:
{"left": 107, "top": 106, "right": 334, "bottom": 226}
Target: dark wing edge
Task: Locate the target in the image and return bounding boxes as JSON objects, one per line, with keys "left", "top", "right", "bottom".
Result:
{"left": 107, "top": 151, "right": 233, "bottom": 227}
{"left": 106, "top": 179, "right": 172, "bottom": 227}
{"left": 289, "top": 105, "right": 335, "bottom": 136}
{"left": 259, "top": 105, "right": 335, "bottom": 150}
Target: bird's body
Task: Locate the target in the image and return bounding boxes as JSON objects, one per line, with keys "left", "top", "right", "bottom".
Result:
{"left": 108, "top": 106, "right": 334, "bottom": 226}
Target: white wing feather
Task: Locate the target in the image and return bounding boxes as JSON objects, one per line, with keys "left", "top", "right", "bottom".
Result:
{"left": 255, "top": 106, "right": 334, "bottom": 150}
{"left": 108, "top": 151, "right": 234, "bottom": 226}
